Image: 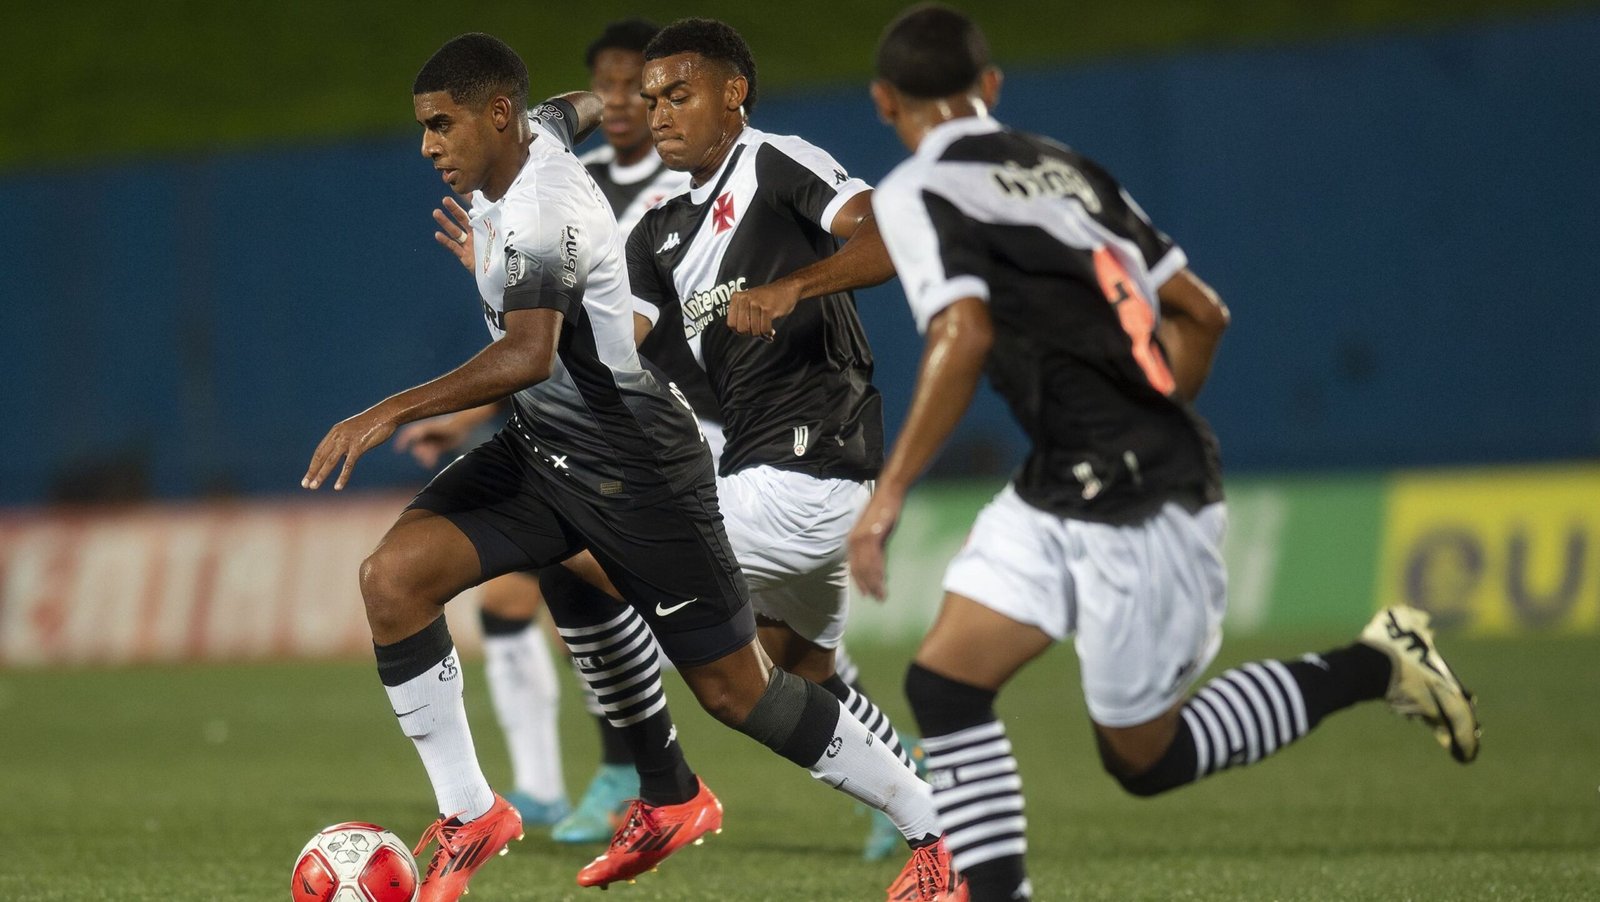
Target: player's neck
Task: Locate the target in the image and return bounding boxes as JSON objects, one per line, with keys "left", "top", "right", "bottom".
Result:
{"left": 480, "top": 133, "right": 535, "bottom": 202}
{"left": 907, "top": 96, "right": 988, "bottom": 152}
{"left": 690, "top": 119, "right": 745, "bottom": 188}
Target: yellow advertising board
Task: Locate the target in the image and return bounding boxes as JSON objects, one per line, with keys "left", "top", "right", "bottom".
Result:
{"left": 1377, "top": 464, "right": 1600, "bottom": 634}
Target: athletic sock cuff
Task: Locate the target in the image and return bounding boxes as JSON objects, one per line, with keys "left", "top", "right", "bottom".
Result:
{"left": 374, "top": 616, "right": 454, "bottom": 687}
{"left": 904, "top": 662, "right": 997, "bottom": 736}
{"left": 741, "top": 668, "right": 842, "bottom": 767}
{"left": 479, "top": 609, "right": 535, "bottom": 637}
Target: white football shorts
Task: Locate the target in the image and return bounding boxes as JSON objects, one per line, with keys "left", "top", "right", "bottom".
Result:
{"left": 716, "top": 465, "right": 870, "bottom": 649}
{"left": 944, "top": 484, "right": 1229, "bottom": 727}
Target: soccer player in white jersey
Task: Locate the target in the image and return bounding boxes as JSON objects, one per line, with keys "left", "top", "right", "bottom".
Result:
{"left": 305, "top": 33, "right": 949, "bottom": 899}
{"left": 397, "top": 18, "right": 695, "bottom": 847}
{"left": 854, "top": 7, "right": 1482, "bottom": 900}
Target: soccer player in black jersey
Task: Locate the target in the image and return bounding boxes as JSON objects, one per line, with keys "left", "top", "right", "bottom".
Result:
{"left": 306, "top": 32, "right": 951, "bottom": 898}
{"left": 854, "top": 7, "right": 1482, "bottom": 901}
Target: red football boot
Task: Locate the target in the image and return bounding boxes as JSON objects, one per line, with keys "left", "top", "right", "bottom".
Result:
{"left": 575, "top": 778, "right": 723, "bottom": 888}
{"left": 887, "top": 836, "right": 967, "bottom": 901}
{"left": 413, "top": 794, "right": 525, "bottom": 902}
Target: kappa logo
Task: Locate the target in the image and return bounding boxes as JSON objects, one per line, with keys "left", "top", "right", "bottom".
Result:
{"left": 712, "top": 191, "right": 736, "bottom": 233}
{"left": 657, "top": 231, "right": 681, "bottom": 253}
{"left": 833, "top": 168, "right": 848, "bottom": 185}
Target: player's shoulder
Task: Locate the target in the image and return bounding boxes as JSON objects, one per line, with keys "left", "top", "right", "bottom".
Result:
{"left": 747, "top": 127, "right": 842, "bottom": 168}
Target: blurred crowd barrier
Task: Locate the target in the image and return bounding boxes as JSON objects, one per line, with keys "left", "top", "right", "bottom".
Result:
{"left": 3, "top": 463, "right": 1596, "bottom": 668}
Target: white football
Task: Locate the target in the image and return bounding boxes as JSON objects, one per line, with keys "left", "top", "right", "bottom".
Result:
{"left": 291, "top": 822, "right": 419, "bottom": 902}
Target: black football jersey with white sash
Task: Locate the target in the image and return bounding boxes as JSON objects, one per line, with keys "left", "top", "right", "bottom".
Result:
{"left": 874, "top": 116, "right": 1223, "bottom": 523}
{"left": 627, "top": 127, "right": 883, "bottom": 480}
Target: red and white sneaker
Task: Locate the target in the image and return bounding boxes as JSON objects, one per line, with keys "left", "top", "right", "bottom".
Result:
{"left": 575, "top": 778, "right": 723, "bottom": 888}
{"left": 413, "top": 794, "right": 525, "bottom": 902}
{"left": 887, "top": 837, "right": 967, "bottom": 901}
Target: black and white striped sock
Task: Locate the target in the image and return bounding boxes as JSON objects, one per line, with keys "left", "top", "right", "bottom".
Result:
{"left": 1183, "top": 660, "right": 1309, "bottom": 776}
{"left": 541, "top": 567, "right": 696, "bottom": 805}
{"left": 823, "top": 674, "right": 916, "bottom": 773}
{"left": 922, "top": 721, "right": 1027, "bottom": 878}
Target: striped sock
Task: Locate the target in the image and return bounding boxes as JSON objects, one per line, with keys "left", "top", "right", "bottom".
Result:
{"left": 554, "top": 603, "right": 695, "bottom": 805}
{"left": 823, "top": 674, "right": 916, "bottom": 773}
{"left": 1183, "top": 660, "right": 1309, "bottom": 776}
{"left": 922, "top": 721, "right": 1028, "bottom": 887}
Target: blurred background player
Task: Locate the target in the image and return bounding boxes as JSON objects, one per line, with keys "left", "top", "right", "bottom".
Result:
{"left": 854, "top": 7, "right": 1482, "bottom": 900}
{"left": 624, "top": 17, "right": 950, "bottom": 892}
{"left": 396, "top": 17, "right": 694, "bottom": 846}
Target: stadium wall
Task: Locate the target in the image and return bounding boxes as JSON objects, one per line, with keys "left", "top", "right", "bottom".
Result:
{"left": 1, "top": 14, "right": 1597, "bottom": 506}
{"left": 3, "top": 463, "right": 1597, "bottom": 668}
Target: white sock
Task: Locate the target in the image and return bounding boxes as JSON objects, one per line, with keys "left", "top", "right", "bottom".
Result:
{"left": 484, "top": 626, "right": 565, "bottom": 803}
{"left": 809, "top": 698, "right": 940, "bottom": 842}
{"left": 385, "top": 645, "right": 495, "bottom": 822}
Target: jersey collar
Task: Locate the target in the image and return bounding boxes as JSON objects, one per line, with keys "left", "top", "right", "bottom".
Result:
{"left": 918, "top": 115, "right": 1003, "bottom": 161}
{"left": 688, "top": 126, "right": 755, "bottom": 205}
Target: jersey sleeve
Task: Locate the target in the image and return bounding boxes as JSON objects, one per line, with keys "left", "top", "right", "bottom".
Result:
{"left": 755, "top": 135, "right": 871, "bottom": 234}
{"left": 528, "top": 98, "right": 581, "bottom": 150}
{"left": 625, "top": 214, "right": 672, "bottom": 326}
{"left": 873, "top": 169, "right": 991, "bottom": 334}
{"left": 500, "top": 193, "right": 587, "bottom": 318}
{"left": 1078, "top": 156, "right": 1187, "bottom": 287}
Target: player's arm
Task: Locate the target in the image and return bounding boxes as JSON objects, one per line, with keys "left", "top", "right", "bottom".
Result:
{"left": 848, "top": 297, "right": 993, "bottom": 599}
{"left": 394, "top": 400, "right": 508, "bottom": 468}
{"left": 541, "top": 91, "right": 603, "bottom": 144}
{"left": 1155, "top": 269, "right": 1229, "bottom": 401}
{"left": 302, "top": 308, "right": 561, "bottom": 491}
{"left": 727, "top": 190, "right": 896, "bottom": 338}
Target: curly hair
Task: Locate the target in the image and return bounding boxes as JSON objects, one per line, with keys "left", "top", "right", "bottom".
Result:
{"left": 585, "top": 18, "right": 660, "bottom": 70}
{"left": 644, "top": 18, "right": 759, "bottom": 114}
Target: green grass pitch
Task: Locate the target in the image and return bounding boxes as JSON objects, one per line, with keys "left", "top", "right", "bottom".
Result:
{"left": 2, "top": 633, "right": 1595, "bottom": 900}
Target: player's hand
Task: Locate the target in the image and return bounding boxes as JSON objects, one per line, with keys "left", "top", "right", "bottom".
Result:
{"left": 848, "top": 488, "right": 905, "bottom": 601}
{"left": 432, "top": 196, "right": 475, "bottom": 271}
{"left": 394, "top": 413, "right": 475, "bottom": 468}
{"left": 725, "top": 281, "right": 798, "bottom": 341}
{"left": 302, "top": 406, "right": 398, "bottom": 491}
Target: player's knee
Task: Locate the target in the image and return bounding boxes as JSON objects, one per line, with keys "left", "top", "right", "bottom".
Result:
{"left": 1103, "top": 734, "right": 1192, "bottom": 798}
{"left": 359, "top": 548, "right": 433, "bottom": 631}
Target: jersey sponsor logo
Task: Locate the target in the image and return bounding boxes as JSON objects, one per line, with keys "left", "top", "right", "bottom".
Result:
{"left": 480, "top": 299, "right": 505, "bottom": 331}
{"left": 991, "top": 157, "right": 1103, "bottom": 213}
{"left": 559, "top": 224, "right": 580, "bottom": 288}
{"left": 654, "top": 597, "right": 698, "bottom": 617}
{"left": 682, "top": 276, "right": 747, "bottom": 338}
{"left": 1092, "top": 246, "right": 1175, "bottom": 394}
{"left": 712, "top": 191, "right": 737, "bottom": 233}
{"left": 657, "top": 231, "right": 681, "bottom": 253}
{"left": 530, "top": 102, "right": 566, "bottom": 130}
{"left": 504, "top": 246, "right": 539, "bottom": 288}
{"left": 793, "top": 425, "right": 810, "bottom": 457}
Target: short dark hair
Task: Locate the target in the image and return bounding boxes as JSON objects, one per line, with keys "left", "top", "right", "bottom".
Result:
{"left": 875, "top": 4, "right": 989, "bottom": 99}
{"left": 585, "top": 18, "right": 660, "bottom": 69}
{"left": 645, "top": 18, "right": 759, "bottom": 114}
{"left": 413, "top": 33, "right": 529, "bottom": 110}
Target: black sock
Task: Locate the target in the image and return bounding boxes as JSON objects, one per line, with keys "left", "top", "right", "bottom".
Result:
{"left": 596, "top": 715, "right": 635, "bottom": 766}
{"left": 478, "top": 608, "right": 534, "bottom": 637}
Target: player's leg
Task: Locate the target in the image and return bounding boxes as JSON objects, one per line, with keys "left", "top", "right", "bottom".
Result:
{"left": 904, "top": 594, "right": 1053, "bottom": 902}
{"left": 726, "top": 468, "right": 922, "bottom": 771}
{"left": 378, "top": 432, "right": 585, "bottom": 902}
{"left": 902, "top": 485, "right": 1072, "bottom": 902}
{"left": 360, "top": 508, "right": 526, "bottom": 902}
{"left": 540, "top": 559, "right": 641, "bottom": 844}
{"left": 476, "top": 571, "right": 570, "bottom": 825}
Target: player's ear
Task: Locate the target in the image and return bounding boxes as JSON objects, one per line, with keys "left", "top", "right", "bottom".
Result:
{"left": 726, "top": 75, "right": 749, "bottom": 114}
{"left": 869, "top": 80, "right": 897, "bottom": 126}
{"left": 979, "top": 67, "right": 1003, "bottom": 111}
{"left": 489, "top": 95, "right": 515, "bottom": 131}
